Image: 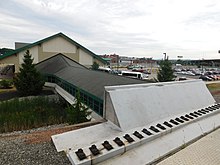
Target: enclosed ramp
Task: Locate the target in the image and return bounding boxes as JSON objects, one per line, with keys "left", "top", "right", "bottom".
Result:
{"left": 52, "top": 80, "right": 220, "bottom": 165}
{"left": 104, "top": 80, "right": 215, "bottom": 131}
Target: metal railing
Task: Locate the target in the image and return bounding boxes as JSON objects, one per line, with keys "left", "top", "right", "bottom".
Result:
{"left": 44, "top": 74, "right": 104, "bottom": 116}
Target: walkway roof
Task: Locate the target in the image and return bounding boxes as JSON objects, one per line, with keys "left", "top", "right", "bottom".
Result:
{"left": 36, "top": 54, "right": 147, "bottom": 100}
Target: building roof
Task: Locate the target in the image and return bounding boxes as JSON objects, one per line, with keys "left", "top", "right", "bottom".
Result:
{"left": 0, "top": 32, "right": 107, "bottom": 64}
{"left": 102, "top": 58, "right": 112, "bottom": 61}
{"left": 36, "top": 54, "right": 147, "bottom": 100}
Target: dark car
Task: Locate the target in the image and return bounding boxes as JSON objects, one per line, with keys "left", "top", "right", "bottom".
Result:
{"left": 199, "top": 75, "right": 212, "bottom": 81}
{"left": 179, "top": 77, "right": 187, "bottom": 81}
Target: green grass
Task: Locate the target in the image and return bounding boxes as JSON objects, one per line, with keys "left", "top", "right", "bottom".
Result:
{"left": 207, "top": 83, "right": 220, "bottom": 91}
{"left": 0, "top": 97, "right": 67, "bottom": 133}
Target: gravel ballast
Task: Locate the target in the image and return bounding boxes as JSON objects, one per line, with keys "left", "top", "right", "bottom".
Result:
{"left": 0, "top": 121, "right": 102, "bottom": 165}
{"left": 0, "top": 137, "right": 70, "bottom": 165}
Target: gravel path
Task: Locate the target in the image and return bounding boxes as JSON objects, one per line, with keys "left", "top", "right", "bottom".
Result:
{"left": 0, "top": 137, "right": 69, "bottom": 165}
{"left": 0, "top": 127, "right": 70, "bottom": 165}
{"left": 0, "top": 121, "right": 102, "bottom": 165}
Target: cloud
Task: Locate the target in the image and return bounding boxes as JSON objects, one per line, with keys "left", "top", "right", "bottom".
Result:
{"left": 1, "top": 0, "right": 220, "bottom": 59}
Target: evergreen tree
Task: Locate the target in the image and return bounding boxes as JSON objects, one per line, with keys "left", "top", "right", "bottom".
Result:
{"left": 91, "top": 61, "right": 99, "bottom": 70}
{"left": 0, "top": 48, "right": 13, "bottom": 55}
{"left": 66, "top": 90, "right": 91, "bottom": 124}
{"left": 176, "top": 59, "right": 183, "bottom": 65}
{"left": 157, "top": 59, "right": 175, "bottom": 82}
{"left": 14, "top": 50, "right": 45, "bottom": 96}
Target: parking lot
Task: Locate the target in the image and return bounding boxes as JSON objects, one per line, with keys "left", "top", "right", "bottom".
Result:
{"left": 144, "top": 66, "right": 220, "bottom": 82}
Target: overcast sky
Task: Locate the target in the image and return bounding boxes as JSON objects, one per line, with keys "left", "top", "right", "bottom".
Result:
{"left": 1, "top": 0, "right": 220, "bottom": 59}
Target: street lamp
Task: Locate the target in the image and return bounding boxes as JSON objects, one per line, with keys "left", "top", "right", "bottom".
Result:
{"left": 201, "top": 58, "right": 204, "bottom": 73}
{"left": 163, "top": 53, "right": 166, "bottom": 60}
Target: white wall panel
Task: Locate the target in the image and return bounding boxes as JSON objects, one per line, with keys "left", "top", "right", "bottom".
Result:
{"left": 18, "top": 46, "right": 38, "bottom": 64}
{"left": 43, "top": 36, "right": 76, "bottom": 53}
{"left": 79, "top": 49, "right": 93, "bottom": 65}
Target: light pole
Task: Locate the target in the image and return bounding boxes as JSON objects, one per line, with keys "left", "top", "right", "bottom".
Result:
{"left": 177, "top": 56, "right": 183, "bottom": 65}
{"left": 201, "top": 58, "right": 204, "bottom": 73}
{"left": 163, "top": 53, "right": 166, "bottom": 60}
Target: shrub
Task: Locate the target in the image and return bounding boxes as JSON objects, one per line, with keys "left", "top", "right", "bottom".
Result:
{"left": 0, "top": 79, "right": 13, "bottom": 89}
{"left": 0, "top": 96, "right": 66, "bottom": 133}
{"left": 91, "top": 62, "right": 99, "bottom": 70}
{"left": 66, "top": 90, "right": 91, "bottom": 124}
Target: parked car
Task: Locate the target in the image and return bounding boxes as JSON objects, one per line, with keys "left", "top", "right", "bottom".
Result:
{"left": 192, "top": 70, "right": 202, "bottom": 75}
{"left": 179, "top": 77, "right": 187, "bottom": 81}
{"left": 212, "top": 71, "right": 219, "bottom": 75}
{"left": 205, "top": 71, "right": 213, "bottom": 75}
{"left": 207, "top": 75, "right": 218, "bottom": 80}
{"left": 186, "top": 71, "right": 195, "bottom": 76}
{"left": 199, "top": 75, "right": 212, "bottom": 81}
{"left": 110, "top": 70, "right": 119, "bottom": 74}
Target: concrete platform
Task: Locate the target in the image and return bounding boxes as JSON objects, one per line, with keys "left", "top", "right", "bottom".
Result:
{"left": 157, "top": 128, "right": 220, "bottom": 165}
{"left": 52, "top": 121, "right": 121, "bottom": 152}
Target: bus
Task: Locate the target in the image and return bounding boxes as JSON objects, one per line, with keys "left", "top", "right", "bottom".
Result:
{"left": 118, "top": 70, "right": 148, "bottom": 79}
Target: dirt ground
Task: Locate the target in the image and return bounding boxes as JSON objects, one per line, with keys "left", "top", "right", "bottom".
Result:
{"left": 0, "top": 121, "right": 102, "bottom": 145}
{"left": 210, "top": 90, "right": 220, "bottom": 103}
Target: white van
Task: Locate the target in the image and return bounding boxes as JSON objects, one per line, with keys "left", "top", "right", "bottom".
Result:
{"left": 118, "top": 70, "right": 148, "bottom": 79}
{"left": 98, "top": 67, "right": 112, "bottom": 73}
